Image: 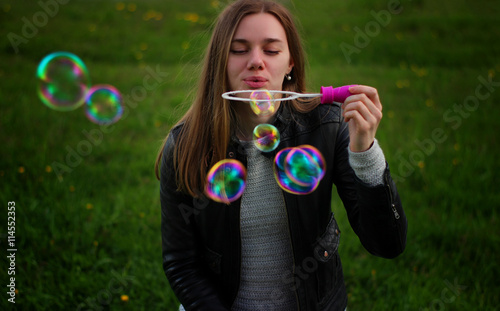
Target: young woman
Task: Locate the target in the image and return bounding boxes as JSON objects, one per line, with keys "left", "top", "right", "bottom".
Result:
{"left": 156, "top": 1, "right": 407, "bottom": 310}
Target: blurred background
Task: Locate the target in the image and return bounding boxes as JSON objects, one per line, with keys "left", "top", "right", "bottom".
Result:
{"left": 1, "top": 0, "right": 499, "bottom": 310}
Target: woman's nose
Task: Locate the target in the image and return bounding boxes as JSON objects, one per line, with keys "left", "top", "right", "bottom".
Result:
{"left": 248, "top": 50, "right": 264, "bottom": 70}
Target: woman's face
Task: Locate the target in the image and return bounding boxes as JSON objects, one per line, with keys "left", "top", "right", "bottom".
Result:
{"left": 227, "top": 13, "right": 294, "bottom": 92}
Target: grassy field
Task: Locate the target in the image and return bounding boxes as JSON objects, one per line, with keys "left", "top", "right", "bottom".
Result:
{"left": 1, "top": 0, "right": 499, "bottom": 310}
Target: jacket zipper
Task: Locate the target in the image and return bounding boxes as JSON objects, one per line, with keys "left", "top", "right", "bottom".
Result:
{"left": 385, "top": 173, "right": 400, "bottom": 220}
{"left": 385, "top": 172, "right": 405, "bottom": 252}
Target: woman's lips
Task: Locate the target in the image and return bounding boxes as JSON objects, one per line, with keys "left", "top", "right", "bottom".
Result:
{"left": 244, "top": 77, "right": 268, "bottom": 89}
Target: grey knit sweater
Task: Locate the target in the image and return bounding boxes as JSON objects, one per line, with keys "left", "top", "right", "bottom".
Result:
{"left": 231, "top": 140, "right": 297, "bottom": 310}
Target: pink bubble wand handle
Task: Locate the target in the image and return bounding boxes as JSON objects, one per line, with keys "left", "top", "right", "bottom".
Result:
{"left": 320, "top": 85, "right": 356, "bottom": 104}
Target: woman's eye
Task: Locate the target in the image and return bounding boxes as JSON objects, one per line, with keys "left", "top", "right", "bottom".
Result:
{"left": 230, "top": 50, "right": 247, "bottom": 54}
{"left": 265, "top": 50, "right": 280, "bottom": 55}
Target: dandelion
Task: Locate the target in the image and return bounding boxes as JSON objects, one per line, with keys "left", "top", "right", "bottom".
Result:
{"left": 69, "top": 185, "right": 75, "bottom": 192}
{"left": 184, "top": 13, "right": 199, "bottom": 23}
{"left": 488, "top": 69, "right": 495, "bottom": 78}
{"left": 410, "top": 64, "right": 428, "bottom": 77}
{"left": 452, "top": 158, "right": 460, "bottom": 166}
{"left": 140, "top": 43, "right": 148, "bottom": 51}
{"left": 139, "top": 212, "right": 145, "bottom": 218}
{"left": 116, "top": 2, "right": 125, "bottom": 11}
{"left": 127, "top": 3, "right": 137, "bottom": 12}
{"left": 425, "top": 99, "right": 434, "bottom": 108}
{"left": 418, "top": 161, "right": 425, "bottom": 169}
{"left": 93, "top": 241, "right": 99, "bottom": 247}
{"left": 211, "top": 0, "right": 220, "bottom": 8}
{"left": 143, "top": 10, "right": 161, "bottom": 21}
{"left": 143, "top": 10, "right": 154, "bottom": 21}
{"left": 86, "top": 203, "right": 93, "bottom": 210}
{"left": 18, "top": 166, "right": 25, "bottom": 174}
{"left": 121, "top": 295, "right": 129, "bottom": 302}
{"left": 15, "top": 289, "right": 18, "bottom": 295}
{"left": 396, "top": 80, "right": 410, "bottom": 88}
{"left": 371, "top": 269, "right": 376, "bottom": 277}
{"left": 420, "top": 69, "right": 428, "bottom": 77}
{"left": 45, "top": 165, "right": 52, "bottom": 173}
{"left": 417, "top": 68, "right": 428, "bottom": 77}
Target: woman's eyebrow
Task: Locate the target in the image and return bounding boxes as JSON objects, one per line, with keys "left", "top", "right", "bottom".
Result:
{"left": 231, "top": 38, "right": 284, "bottom": 44}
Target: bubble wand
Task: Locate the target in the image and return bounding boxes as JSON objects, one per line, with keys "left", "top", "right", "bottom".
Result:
{"left": 222, "top": 85, "right": 356, "bottom": 104}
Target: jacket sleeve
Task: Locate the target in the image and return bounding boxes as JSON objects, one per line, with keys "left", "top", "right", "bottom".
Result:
{"left": 333, "top": 121, "right": 407, "bottom": 259}
{"left": 160, "top": 132, "right": 229, "bottom": 310}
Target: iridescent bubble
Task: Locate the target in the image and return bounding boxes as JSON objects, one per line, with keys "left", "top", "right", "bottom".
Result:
{"left": 85, "top": 85, "right": 123, "bottom": 125}
{"left": 249, "top": 89, "right": 276, "bottom": 116}
{"left": 297, "top": 145, "right": 326, "bottom": 181}
{"left": 37, "top": 51, "right": 91, "bottom": 111}
{"left": 253, "top": 123, "right": 280, "bottom": 152}
{"left": 206, "top": 159, "right": 247, "bottom": 203}
{"left": 273, "top": 145, "right": 326, "bottom": 195}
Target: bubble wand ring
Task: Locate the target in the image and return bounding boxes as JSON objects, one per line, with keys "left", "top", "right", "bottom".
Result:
{"left": 221, "top": 85, "right": 356, "bottom": 104}
{"left": 222, "top": 90, "right": 321, "bottom": 103}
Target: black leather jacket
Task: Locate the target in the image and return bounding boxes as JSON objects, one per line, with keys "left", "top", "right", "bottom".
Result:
{"left": 160, "top": 103, "right": 407, "bottom": 310}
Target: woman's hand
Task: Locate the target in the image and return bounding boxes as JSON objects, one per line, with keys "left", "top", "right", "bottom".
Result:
{"left": 342, "top": 85, "right": 383, "bottom": 152}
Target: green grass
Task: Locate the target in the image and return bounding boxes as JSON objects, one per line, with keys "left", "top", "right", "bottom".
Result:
{"left": 1, "top": 0, "right": 499, "bottom": 310}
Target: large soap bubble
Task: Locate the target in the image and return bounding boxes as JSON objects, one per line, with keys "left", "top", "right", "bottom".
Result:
{"left": 85, "top": 85, "right": 123, "bottom": 125}
{"left": 206, "top": 159, "right": 247, "bottom": 203}
{"left": 37, "top": 51, "right": 91, "bottom": 111}
{"left": 273, "top": 145, "right": 326, "bottom": 195}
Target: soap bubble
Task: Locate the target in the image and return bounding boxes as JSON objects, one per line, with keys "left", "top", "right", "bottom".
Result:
{"left": 206, "top": 159, "right": 247, "bottom": 204}
{"left": 296, "top": 145, "right": 326, "bottom": 181}
{"left": 249, "top": 89, "right": 276, "bottom": 116}
{"left": 85, "top": 85, "right": 123, "bottom": 125}
{"left": 273, "top": 145, "right": 326, "bottom": 195}
{"left": 36, "top": 51, "right": 91, "bottom": 111}
{"left": 253, "top": 124, "right": 280, "bottom": 152}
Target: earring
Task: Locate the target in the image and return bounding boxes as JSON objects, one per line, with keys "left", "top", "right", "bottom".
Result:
{"left": 285, "top": 73, "right": 292, "bottom": 81}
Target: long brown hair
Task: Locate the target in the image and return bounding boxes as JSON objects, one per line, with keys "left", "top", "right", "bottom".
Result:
{"left": 155, "top": 0, "right": 319, "bottom": 197}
